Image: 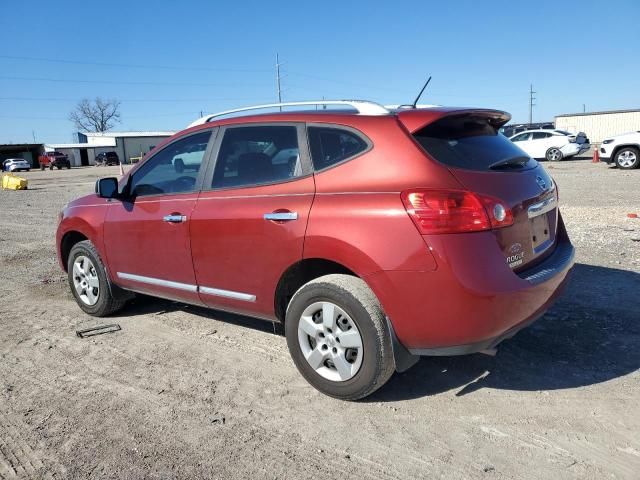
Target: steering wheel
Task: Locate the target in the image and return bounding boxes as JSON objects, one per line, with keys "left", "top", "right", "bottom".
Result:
{"left": 172, "top": 175, "right": 196, "bottom": 193}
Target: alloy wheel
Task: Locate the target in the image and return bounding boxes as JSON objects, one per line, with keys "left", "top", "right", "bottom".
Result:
{"left": 547, "top": 148, "right": 562, "bottom": 161}
{"left": 617, "top": 150, "right": 637, "bottom": 168}
{"left": 297, "top": 301, "right": 364, "bottom": 382}
{"left": 72, "top": 255, "right": 100, "bottom": 306}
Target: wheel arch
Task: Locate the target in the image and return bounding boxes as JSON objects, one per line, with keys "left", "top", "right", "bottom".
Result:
{"left": 274, "top": 258, "right": 358, "bottom": 322}
{"left": 611, "top": 143, "right": 640, "bottom": 159}
{"left": 59, "top": 230, "right": 89, "bottom": 272}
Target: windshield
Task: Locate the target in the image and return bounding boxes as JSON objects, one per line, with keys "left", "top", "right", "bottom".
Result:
{"left": 413, "top": 114, "right": 537, "bottom": 171}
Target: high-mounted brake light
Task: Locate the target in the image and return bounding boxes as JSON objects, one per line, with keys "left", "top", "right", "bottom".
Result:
{"left": 401, "top": 189, "right": 514, "bottom": 235}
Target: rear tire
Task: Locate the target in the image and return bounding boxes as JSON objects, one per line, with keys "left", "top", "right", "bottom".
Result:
{"left": 40, "top": 165, "right": 45, "bottom": 171}
{"left": 615, "top": 147, "right": 640, "bottom": 169}
{"left": 67, "top": 240, "right": 128, "bottom": 317}
{"left": 546, "top": 147, "right": 563, "bottom": 162}
{"left": 285, "top": 274, "right": 395, "bottom": 400}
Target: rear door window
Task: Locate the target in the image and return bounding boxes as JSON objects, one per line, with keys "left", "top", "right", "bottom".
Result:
{"left": 413, "top": 115, "right": 537, "bottom": 171}
{"left": 212, "top": 125, "right": 302, "bottom": 189}
{"left": 511, "top": 133, "right": 531, "bottom": 142}
{"left": 531, "top": 132, "right": 551, "bottom": 140}
{"left": 307, "top": 126, "right": 369, "bottom": 171}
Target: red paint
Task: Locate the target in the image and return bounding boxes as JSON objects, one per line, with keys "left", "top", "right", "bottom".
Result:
{"left": 190, "top": 177, "right": 315, "bottom": 317}
{"left": 57, "top": 106, "right": 574, "bottom": 352}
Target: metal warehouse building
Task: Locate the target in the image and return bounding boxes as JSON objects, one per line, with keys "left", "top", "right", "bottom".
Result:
{"left": 555, "top": 109, "right": 640, "bottom": 144}
{"left": 47, "top": 131, "right": 175, "bottom": 167}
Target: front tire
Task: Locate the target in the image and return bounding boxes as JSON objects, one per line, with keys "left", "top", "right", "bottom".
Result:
{"left": 615, "top": 147, "right": 640, "bottom": 169}
{"left": 285, "top": 274, "right": 395, "bottom": 400}
{"left": 546, "top": 147, "right": 563, "bottom": 162}
{"left": 67, "top": 240, "right": 128, "bottom": 316}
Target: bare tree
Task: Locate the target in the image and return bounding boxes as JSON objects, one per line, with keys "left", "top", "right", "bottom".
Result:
{"left": 69, "top": 97, "right": 121, "bottom": 132}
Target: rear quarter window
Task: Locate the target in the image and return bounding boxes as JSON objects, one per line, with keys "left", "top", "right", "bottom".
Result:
{"left": 308, "top": 126, "right": 369, "bottom": 171}
{"left": 413, "top": 115, "right": 537, "bottom": 171}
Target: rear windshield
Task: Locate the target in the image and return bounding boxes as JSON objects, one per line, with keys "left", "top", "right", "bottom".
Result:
{"left": 413, "top": 115, "right": 537, "bottom": 171}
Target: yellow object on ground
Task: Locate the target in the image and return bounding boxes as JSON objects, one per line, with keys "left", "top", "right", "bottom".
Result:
{"left": 1, "top": 173, "right": 28, "bottom": 190}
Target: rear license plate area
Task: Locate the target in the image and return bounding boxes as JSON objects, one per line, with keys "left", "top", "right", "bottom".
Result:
{"left": 530, "top": 214, "right": 551, "bottom": 253}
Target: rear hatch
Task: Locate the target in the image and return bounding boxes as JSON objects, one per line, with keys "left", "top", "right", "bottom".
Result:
{"left": 407, "top": 111, "right": 559, "bottom": 271}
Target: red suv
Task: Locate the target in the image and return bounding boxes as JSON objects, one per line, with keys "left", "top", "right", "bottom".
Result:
{"left": 56, "top": 101, "right": 574, "bottom": 400}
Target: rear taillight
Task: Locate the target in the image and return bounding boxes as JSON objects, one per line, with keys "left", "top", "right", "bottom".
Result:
{"left": 401, "top": 189, "right": 513, "bottom": 235}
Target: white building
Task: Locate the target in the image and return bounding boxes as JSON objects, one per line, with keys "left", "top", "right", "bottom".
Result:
{"left": 555, "top": 109, "right": 640, "bottom": 144}
{"left": 47, "top": 131, "right": 175, "bottom": 167}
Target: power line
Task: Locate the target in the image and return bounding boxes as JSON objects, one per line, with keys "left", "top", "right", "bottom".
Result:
{"left": 0, "top": 96, "right": 270, "bottom": 103}
{"left": 0, "top": 75, "right": 266, "bottom": 88}
{"left": 0, "top": 54, "right": 271, "bottom": 73}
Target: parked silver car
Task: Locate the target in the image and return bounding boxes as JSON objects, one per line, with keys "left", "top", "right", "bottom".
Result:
{"left": 2, "top": 158, "right": 31, "bottom": 172}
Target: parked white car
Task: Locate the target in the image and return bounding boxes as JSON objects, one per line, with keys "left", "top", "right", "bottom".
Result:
{"left": 2, "top": 158, "right": 31, "bottom": 172}
{"left": 599, "top": 131, "right": 640, "bottom": 169}
{"left": 510, "top": 130, "right": 590, "bottom": 161}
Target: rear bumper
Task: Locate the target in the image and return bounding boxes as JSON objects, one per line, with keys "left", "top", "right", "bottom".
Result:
{"left": 409, "top": 241, "right": 574, "bottom": 355}
{"left": 366, "top": 218, "right": 575, "bottom": 355}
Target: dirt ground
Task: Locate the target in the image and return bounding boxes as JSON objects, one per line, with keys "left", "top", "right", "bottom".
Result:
{"left": 0, "top": 158, "right": 638, "bottom": 479}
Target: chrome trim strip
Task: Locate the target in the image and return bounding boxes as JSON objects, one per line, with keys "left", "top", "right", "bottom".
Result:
{"left": 528, "top": 196, "right": 557, "bottom": 218}
{"left": 116, "top": 272, "right": 197, "bottom": 292}
{"left": 199, "top": 286, "right": 256, "bottom": 302}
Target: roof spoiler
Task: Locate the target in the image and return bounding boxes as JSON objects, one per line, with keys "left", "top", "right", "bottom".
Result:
{"left": 397, "top": 108, "right": 512, "bottom": 133}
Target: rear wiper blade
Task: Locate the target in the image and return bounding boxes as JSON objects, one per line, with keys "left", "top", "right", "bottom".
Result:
{"left": 489, "top": 156, "right": 530, "bottom": 170}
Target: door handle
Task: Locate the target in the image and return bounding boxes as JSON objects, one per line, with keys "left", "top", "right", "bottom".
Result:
{"left": 163, "top": 214, "right": 187, "bottom": 223}
{"left": 264, "top": 212, "right": 298, "bottom": 221}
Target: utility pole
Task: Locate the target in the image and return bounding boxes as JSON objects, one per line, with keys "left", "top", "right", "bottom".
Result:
{"left": 276, "top": 53, "right": 283, "bottom": 111}
{"left": 583, "top": 104, "right": 586, "bottom": 113}
{"left": 529, "top": 84, "right": 536, "bottom": 126}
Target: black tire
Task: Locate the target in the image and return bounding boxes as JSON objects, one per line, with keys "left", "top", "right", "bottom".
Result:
{"left": 66, "top": 164, "right": 71, "bottom": 169}
{"left": 285, "top": 274, "right": 395, "bottom": 400}
{"left": 614, "top": 147, "right": 640, "bottom": 170}
{"left": 40, "top": 165, "right": 45, "bottom": 171}
{"left": 545, "top": 147, "right": 563, "bottom": 162}
{"left": 67, "top": 240, "right": 128, "bottom": 316}
{"left": 57, "top": 165, "right": 62, "bottom": 170}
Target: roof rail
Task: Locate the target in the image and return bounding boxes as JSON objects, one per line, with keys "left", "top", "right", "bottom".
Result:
{"left": 188, "top": 100, "right": 390, "bottom": 127}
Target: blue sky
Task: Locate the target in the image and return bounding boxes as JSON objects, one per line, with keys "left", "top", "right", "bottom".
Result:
{"left": 1, "top": 0, "right": 638, "bottom": 143}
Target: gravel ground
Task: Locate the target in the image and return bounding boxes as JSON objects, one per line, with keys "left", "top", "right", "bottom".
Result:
{"left": 0, "top": 158, "right": 638, "bottom": 479}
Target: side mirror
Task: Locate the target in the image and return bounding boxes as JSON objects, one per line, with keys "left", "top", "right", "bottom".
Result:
{"left": 95, "top": 177, "right": 119, "bottom": 199}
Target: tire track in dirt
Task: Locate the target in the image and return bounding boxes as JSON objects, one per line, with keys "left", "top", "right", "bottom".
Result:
{"left": 0, "top": 412, "right": 61, "bottom": 479}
